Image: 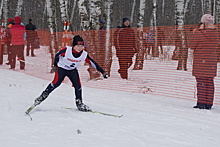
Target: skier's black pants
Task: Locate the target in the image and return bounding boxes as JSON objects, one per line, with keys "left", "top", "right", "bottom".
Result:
{"left": 44, "top": 67, "right": 82, "bottom": 101}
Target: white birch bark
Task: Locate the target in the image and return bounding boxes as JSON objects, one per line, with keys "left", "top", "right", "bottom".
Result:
{"left": 70, "top": 0, "right": 77, "bottom": 23}
{"left": 46, "top": 0, "right": 58, "bottom": 70}
{"left": 2, "top": 0, "right": 9, "bottom": 26}
{"left": 15, "top": 0, "right": 23, "bottom": 16}
{"left": 104, "top": 0, "right": 113, "bottom": 75}
{"left": 133, "top": 0, "right": 146, "bottom": 70}
{"left": 216, "top": 0, "right": 220, "bottom": 23}
{"left": 59, "top": 0, "right": 68, "bottom": 22}
{"left": 175, "top": 0, "right": 190, "bottom": 70}
{"left": 89, "top": 0, "right": 102, "bottom": 30}
{"left": 86, "top": 0, "right": 102, "bottom": 79}
{"left": 130, "top": 0, "right": 136, "bottom": 23}
{"left": 204, "top": 0, "right": 212, "bottom": 14}
{"left": 0, "top": 0, "right": 4, "bottom": 20}
{"left": 78, "top": 0, "right": 89, "bottom": 31}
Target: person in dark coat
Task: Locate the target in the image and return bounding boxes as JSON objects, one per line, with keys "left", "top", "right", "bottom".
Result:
{"left": 114, "top": 18, "right": 137, "bottom": 79}
{"left": 189, "top": 14, "right": 219, "bottom": 110}
{"left": 25, "top": 18, "right": 37, "bottom": 57}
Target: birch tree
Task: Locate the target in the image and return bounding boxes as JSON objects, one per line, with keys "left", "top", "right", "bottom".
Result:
{"left": 78, "top": 0, "right": 89, "bottom": 31}
{"left": 174, "top": 0, "right": 190, "bottom": 71}
{"left": 2, "top": 0, "right": 9, "bottom": 27}
{"left": 130, "top": 0, "right": 136, "bottom": 23}
{"left": 59, "top": 0, "right": 68, "bottom": 22}
{"left": 204, "top": 0, "right": 212, "bottom": 14}
{"left": 216, "top": 0, "right": 220, "bottom": 23}
{"left": 133, "top": 0, "right": 146, "bottom": 70}
{"left": 70, "top": 0, "right": 77, "bottom": 25}
{"left": 46, "top": 0, "right": 59, "bottom": 71}
{"left": 103, "top": 0, "right": 113, "bottom": 76}
{"left": 87, "top": 0, "right": 102, "bottom": 80}
{"left": 15, "top": 0, "right": 23, "bottom": 16}
{"left": 0, "top": 0, "right": 4, "bottom": 20}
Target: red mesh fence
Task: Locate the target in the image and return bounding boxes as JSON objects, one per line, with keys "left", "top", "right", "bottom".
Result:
{"left": 3, "top": 24, "right": 220, "bottom": 106}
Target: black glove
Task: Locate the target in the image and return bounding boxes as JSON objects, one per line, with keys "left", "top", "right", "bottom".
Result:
{"left": 103, "top": 72, "right": 108, "bottom": 79}
{"left": 51, "top": 66, "right": 58, "bottom": 72}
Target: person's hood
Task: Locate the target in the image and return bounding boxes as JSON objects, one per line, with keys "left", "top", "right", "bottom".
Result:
{"left": 14, "top": 16, "right": 21, "bottom": 25}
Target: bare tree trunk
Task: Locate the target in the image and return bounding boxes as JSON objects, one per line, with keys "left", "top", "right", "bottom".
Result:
{"left": 59, "top": 0, "right": 68, "bottom": 22}
{"left": 133, "top": 0, "right": 146, "bottom": 70}
{"left": 15, "top": 0, "right": 23, "bottom": 16}
{"left": 130, "top": 0, "right": 136, "bottom": 23}
{"left": 2, "top": 0, "right": 9, "bottom": 26}
{"left": 46, "top": 0, "right": 59, "bottom": 72}
{"left": 0, "top": 0, "right": 4, "bottom": 19}
{"left": 78, "top": 0, "right": 89, "bottom": 31}
{"left": 216, "top": 0, "right": 220, "bottom": 23}
{"left": 87, "top": 0, "right": 102, "bottom": 80}
{"left": 103, "top": 0, "right": 113, "bottom": 76}
{"left": 70, "top": 0, "right": 77, "bottom": 26}
{"left": 175, "top": 0, "right": 190, "bottom": 71}
{"left": 204, "top": 0, "right": 212, "bottom": 14}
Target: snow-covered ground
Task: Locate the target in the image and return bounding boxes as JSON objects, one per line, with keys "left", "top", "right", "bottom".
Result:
{"left": 1, "top": 47, "right": 220, "bottom": 147}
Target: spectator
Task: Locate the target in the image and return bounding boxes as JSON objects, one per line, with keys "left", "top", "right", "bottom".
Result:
{"left": 189, "top": 14, "right": 219, "bottom": 110}
{"left": 145, "top": 28, "right": 159, "bottom": 57}
{"left": 0, "top": 25, "right": 6, "bottom": 65}
{"left": 114, "top": 18, "right": 137, "bottom": 79}
{"left": 5, "top": 18, "right": 14, "bottom": 65}
{"left": 10, "top": 16, "right": 26, "bottom": 70}
{"left": 157, "top": 27, "right": 165, "bottom": 55}
{"left": 25, "top": 18, "right": 37, "bottom": 57}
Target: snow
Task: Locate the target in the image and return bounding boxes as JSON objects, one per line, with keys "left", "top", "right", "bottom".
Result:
{"left": 1, "top": 47, "right": 220, "bottom": 147}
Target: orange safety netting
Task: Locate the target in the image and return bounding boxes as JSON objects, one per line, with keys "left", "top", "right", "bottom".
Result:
{"left": 4, "top": 24, "right": 220, "bottom": 106}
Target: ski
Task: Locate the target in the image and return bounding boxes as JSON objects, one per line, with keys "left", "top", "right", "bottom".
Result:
{"left": 25, "top": 105, "right": 36, "bottom": 114}
{"left": 62, "top": 107, "right": 123, "bottom": 118}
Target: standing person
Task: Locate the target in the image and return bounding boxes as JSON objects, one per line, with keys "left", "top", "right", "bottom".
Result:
{"left": 190, "top": 14, "right": 219, "bottom": 110}
{"left": 32, "top": 35, "right": 108, "bottom": 112}
{"left": 5, "top": 18, "right": 14, "bottom": 65}
{"left": 10, "top": 16, "right": 26, "bottom": 70}
{"left": 157, "top": 27, "right": 165, "bottom": 55}
{"left": 0, "top": 25, "right": 6, "bottom": 65}
{"left": 114, "top": 18, "right": 137, "bottom": 79}
{"left": 25, "top": 18, "right": 37, "bottom": 57}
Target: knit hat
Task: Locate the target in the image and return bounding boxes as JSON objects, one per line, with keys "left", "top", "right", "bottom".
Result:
{"left": 7, "top": 18, "right": 13, "bottom": 22}
{"left": 123, "top": 18, "right": 130, "bottom": 23}
{"left": 72, "top": 35, "right": 84, "bottom": 46}
{"left": 201, "top": 14, "right": 214, "bottom": 24}
{"left": 14, "top": 16, "right": 21, "bottom": 25}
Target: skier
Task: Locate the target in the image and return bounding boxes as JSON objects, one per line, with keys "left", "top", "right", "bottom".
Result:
{"left": 33, "top": 35, "right": 108, "bottom": 112}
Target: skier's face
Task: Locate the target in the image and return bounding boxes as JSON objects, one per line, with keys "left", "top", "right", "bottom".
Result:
{"left": 74, "top": 45, "right": 84, "bottom": 52}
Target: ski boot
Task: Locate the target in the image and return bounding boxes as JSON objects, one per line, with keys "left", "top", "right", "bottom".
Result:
{"left": 34, "top": 91, "right": 49, "bottom": 106}
{"left": 76, "top": 99, "right": 91, "bottom": 112}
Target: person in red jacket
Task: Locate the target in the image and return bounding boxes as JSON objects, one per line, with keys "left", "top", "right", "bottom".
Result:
{"left": 33, "top": 35, "right": 108, "bottom": 112}
{"left": 190, "top": 14, "right": 219, "bottom": 110}
{"left": 10, "top": 16, "right": 26, "bottom": 70}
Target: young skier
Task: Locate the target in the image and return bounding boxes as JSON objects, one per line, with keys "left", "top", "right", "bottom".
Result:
{"left": 33, "top": 35, "right": 108, "bottom": 112}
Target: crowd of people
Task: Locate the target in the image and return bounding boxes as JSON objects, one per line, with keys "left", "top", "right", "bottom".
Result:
{"left": 0, "top": 14, "right": 218, "bottom": 111}
{"left": 113, "top": 14, "right": 219, "bottom": 110}
{"left": 0, "top": 16, "right": 38, "bottom": 70}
